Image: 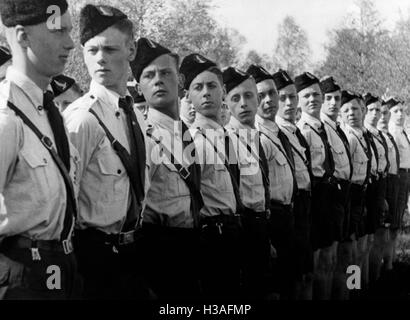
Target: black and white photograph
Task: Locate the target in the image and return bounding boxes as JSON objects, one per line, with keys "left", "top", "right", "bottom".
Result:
{"left": 0, "top": 0, "right": 410, "bottom": 312}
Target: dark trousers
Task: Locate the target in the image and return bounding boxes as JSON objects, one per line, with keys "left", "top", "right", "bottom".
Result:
{"left": 311, "top": 180, "right": 342, "bottom": 250}
{"left": 199, "top": 215, "right": 242, "bottom": 300}
{"left": 268, "top": 201, "right": 295, "bottom": 299}
{"left": 386, "top": 174, "right": 400, "bottom": 229}
{"left": 0, "top": 238, "right": 82, "bottom": 300}
{"left": 397, "top": 170, "right": 410, "bottom": 229}
{"left": 75, "top": 229, "right": 149, "bottom": 300}
{"left": 365, "top": 176, "right": 387, "bottom": 234}
{"left": 240, "top": 208, "right": 270, "bottom": 299}
{"left": 293, "top": 190, "right": 313, "bottom": 277}
{"left": 141, "top": 223, "right": 201, "bottom": 301}
{"left": 350, "top": 183, "right": 367, "bottom": 239}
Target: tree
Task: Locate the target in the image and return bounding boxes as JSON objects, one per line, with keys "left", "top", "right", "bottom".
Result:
{"left": 274, "top": 15, "right": 311, "bottom": 77}
{"left": 318, "top": 0, "right": 388, "bottom": 95}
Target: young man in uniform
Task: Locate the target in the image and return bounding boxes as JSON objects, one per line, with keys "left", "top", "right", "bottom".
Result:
{"left": 51, "top": 74, "right": 83, "bottom": 112}
{"left": 63, "top": 4, "right": 148, "bottom": 299}
{"left": 339, "top": 91, "right": 372, "bottom": 295}
{"left": 388, "top": 98, "right": 410, "bottom": 261}
{"left": 223, "top": 67, "right": 271, "bottom": 299}
{"left": 180, "top": 53, "right": 243, "bottom": 299}
{"left": 319, "top": 77, "right": 353, "bottom": 300}
{"left": 131, "top": 38, "right": 203, "bottom": 300}
{"left": 273, "top": 69, "right": 313, "bottom": 300}
{"left": 363, "top": 93, "right": 389, "bottom": 286}
{"left": 0, "top": 0, "right": 81, "bottom": 299}
{"left": 247, "top": 64, "right": 296, "bottom": 299}
{"left": 296, "top": 72, "right": 337, "bottom": 300}
{"left": 378, "top": 98, "right": 400, "bottom": 273}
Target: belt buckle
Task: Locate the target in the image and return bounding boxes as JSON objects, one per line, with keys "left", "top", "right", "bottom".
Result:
{"left": 118, "top": 230, "right": 135, "bottom": 246}
{"left": 62, "top": 239, "right": 73, "bottom": 254}
{"left": 179, "top": 167, "right": 190, "bottom": 179}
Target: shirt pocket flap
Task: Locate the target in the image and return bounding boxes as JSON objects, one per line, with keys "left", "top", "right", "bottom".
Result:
{"left": 275, "top": 153, "right": 288, "bottom": 166}
{"left": 20, "top": 149, "right": 48, "bottom": 168}
{"left": 97, "top": 156, "right": 123, "bottom": 176}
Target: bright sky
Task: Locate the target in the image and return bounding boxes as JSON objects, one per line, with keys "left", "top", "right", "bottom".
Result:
{"left": 212, "top": 0, "right": 410, "bottom": 64}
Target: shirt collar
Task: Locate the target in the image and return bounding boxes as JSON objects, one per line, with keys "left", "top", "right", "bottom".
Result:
{"left": 347, "top": 125, "right": 363, "bottom": 138}
{"left": 227, "top": 115, "right": 253, "bottom": 130}
{"left": 192, "top": 112, "right": 222, "bottom": 131}
{"left": 6, "top": 66, "right": 50, "bottom": 113}
{"left": 364, "top": 122, "right": 379, "bottom": 136}
{"left": 389, "top": 123, "right": 404, "bottom": 133}
{"left": 300, "top": 112, "right": 322, "bottom": 129}
{"left": 275, "top": 115, "right": 297, "bottom": 134}
{"left": 148, "top": 107, "right": 180, "bottom": 133}
{"left": 255, "top": 114, "right": 279, "bottom": 135}
{"left": 321, "top": 113, "right": 337, "bottom": 130}
{"left": 89, "top": 80, "right": 131, "bottom": 112}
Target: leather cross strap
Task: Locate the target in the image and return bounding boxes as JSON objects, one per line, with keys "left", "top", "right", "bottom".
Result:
{"left": 89, "top": 109, "right": 143, "bottom": 232}
{"left": 7, "top": 101, "right": 76, "bottom": 242}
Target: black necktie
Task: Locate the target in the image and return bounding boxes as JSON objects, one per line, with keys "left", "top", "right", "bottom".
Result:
{"left": 362, "top": 131, "right": 373, "bottom": 184}
{"left": 295, "top": 127, "right": 313, "bottom": 178}
{"left": 378, "top": 130, "right": 390, "bottom": 173}
{"left": 43, "top": 91, "right": 70, "bottom": 171}
{"left": 119, "top": 96, "right": 146, "bottom": 203}
{"left": 258, "top": 134, "right": 271, "bottom": 211}
{"left": 278, "top": 129, "right": 295, "bottom": 168}
{"left": 223, "top": 129, "right": 243, "bottom": 213}
{"left": 386, "top": 132, "right": 400, "bottom": 171}
{"left": 336, "top": 122, "right": 353, "bottom": 179}
{"left": 318, "top": 123, "right": 335, "bottom": 178}
{"left": 364, "top": 130, "right": 378, "bottom": 173}
{"left": 43, "top": 90, "right": 74, "bottom": 241}
{"left": 181, "top": 121, "right": 203, "bottom": 227}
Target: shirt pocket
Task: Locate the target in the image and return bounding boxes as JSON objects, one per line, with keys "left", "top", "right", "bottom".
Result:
{"left": 163, "top": 162, "right": 190, "bottom": 197}
{"left": 213, "top": 163, "right": 231, "bottom": 192}
{"left": 309, "top": 138, "right": 324, "bottom": 165}
{"left": 19, "top": 148, "right": 51, "bottom": 200}
{"left": 331, "top": 142, "right": 347, "bottom": 166}
{"left": 96, "top": 155, "right": 126, "bottom": 202}
{"left": 352, "top": 152, "right": 367, "bottom": 177}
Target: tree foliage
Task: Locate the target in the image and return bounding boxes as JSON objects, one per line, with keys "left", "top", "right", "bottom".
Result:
{"left": 274, "top": 15, "right": 311, "bottom": 77}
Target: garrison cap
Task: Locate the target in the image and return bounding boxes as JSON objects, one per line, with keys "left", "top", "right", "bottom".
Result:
{"left": 0, "top": 46, "right": 11, "bottom": 67}
{"left": 0, "top": 0, "right": 68, "bottom": 27}
{"left": 320, "top": 76, "right": 341, "bottom": 94}
{"left": 80, "top": 4, "right": 127, "bottom": 46}
{"left": 246, "top": 65, "right": 273, "bottom": 84}
{"left": 222, "top": 67, "right": 251, "bottom": 94}
{"left": 130, "top": 38, "right": 176, "bottom": 82}
{"left": 341, "top": 90, "right": 361, "bottom": 106}
{"left": 363, "top": 92, "right": 380, "bottom": 107}
{"left": 180, "top": 53, "right": 218, "bottom": 90}
{"left": 383, "top": 98, "right": 400, "bottom": 109}
{"left": 51, "top": 74, "right": 76, "bottom": 97}
{"left": 294, "top": 72, "right": 320, "bottom": 93}
{"left": 272, "top": 69, "right": 294, "bottom": 91}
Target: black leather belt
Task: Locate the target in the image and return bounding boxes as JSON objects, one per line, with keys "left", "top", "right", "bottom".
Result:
{"left": 200, "top": 214, "right": 242, "bottom": 235}
{"left": 399, "top": 168, "right": 410, "bottom": 173}
{"left": 1, "top": 235, "right": 74, "bottom": 260}
{"left": 79, "top": 228, "right": 137, "bottom": 247}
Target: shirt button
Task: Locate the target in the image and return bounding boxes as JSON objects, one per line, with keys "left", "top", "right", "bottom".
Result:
{"left": 37, "top": 106, "right": 43, "bottom": 111}
{"left": 117, "top": 169, "right": 122, "bottom": 174}
{"left": 115, "top": 111, "right": 120, "bottom": 118}
{"left": 43, "top": 158, "right": 47, "bottom": 164}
